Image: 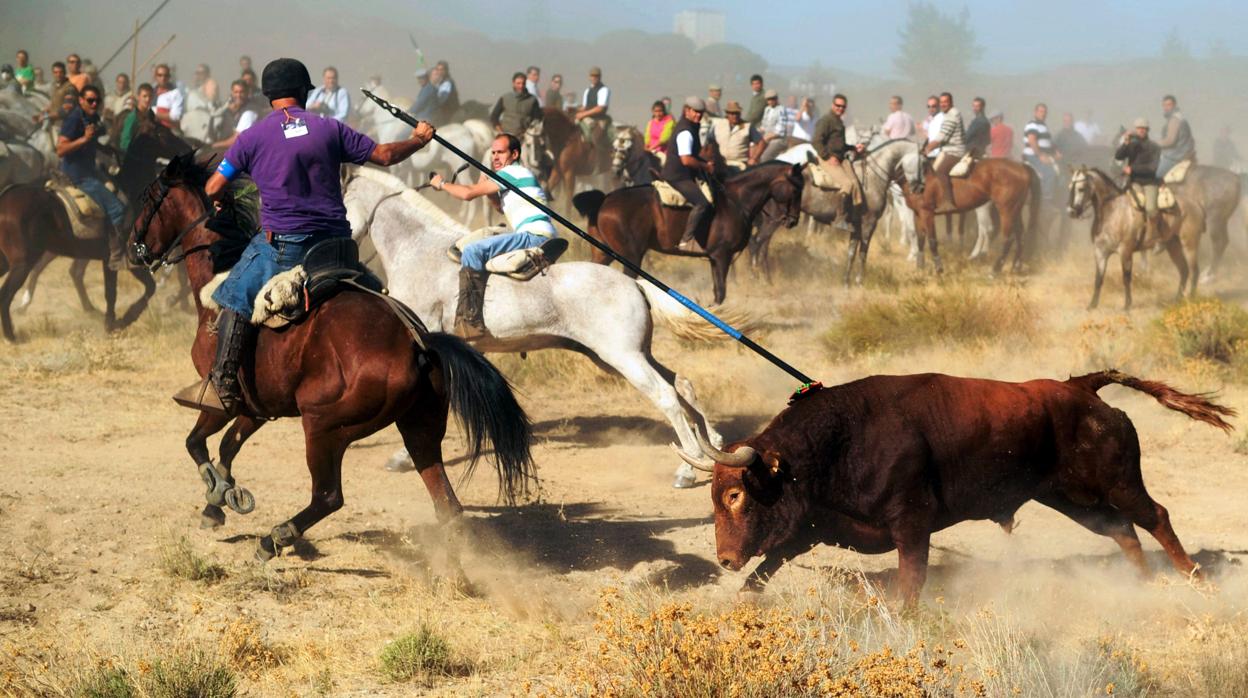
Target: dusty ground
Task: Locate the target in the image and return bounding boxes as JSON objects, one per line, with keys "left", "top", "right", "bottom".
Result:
{"left": 2, "top": 215, "right": 1247, "bottom": 696}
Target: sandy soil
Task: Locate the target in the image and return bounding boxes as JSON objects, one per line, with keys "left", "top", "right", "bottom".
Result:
{"left": 1, "top": 221, "right": 1246, "bottom": 696}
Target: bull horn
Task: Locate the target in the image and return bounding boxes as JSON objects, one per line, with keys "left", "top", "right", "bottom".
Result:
{"left": 694, "top": 428, "right": 757, "bottom": 468}
{"left": 670, "top": 443, "right": 715, "bottom": 472}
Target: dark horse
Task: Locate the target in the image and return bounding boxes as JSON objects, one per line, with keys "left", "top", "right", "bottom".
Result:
{"left": 0, "top": 131, "right": 187, "bottom": 341}
{"left": 541, "top": 107, "right": 612, "bottom": 209}
{"left": 572, "top": 160, "right": 805, "bottom": 304}
{"left": 901, "top": 158, "right": 1041, "bottom": 275}
{"left": 129, "top": 153, "right": 534, "bottom": 563}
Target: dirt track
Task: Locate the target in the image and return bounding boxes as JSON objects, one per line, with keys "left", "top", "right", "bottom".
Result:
{"left": 2, "top": 226, "right": 1247, "bottom": 695}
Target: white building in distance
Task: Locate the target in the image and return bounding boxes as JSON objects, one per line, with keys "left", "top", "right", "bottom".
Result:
{"left": 674, "top": 10, "right": 725, "bottom": 50}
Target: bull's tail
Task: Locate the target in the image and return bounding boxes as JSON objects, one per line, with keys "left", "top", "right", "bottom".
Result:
{"left": 1070, "top": 370, "right": 1236, "bottom": 432}
{"left": 572, "top": 190, "right": 606, "bottom": 227}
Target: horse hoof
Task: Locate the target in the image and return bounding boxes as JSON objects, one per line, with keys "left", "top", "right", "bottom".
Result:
{"left": 225, "top": 487, "right": 255, "bottom": 515}
{"left": 200, "top": 505, "right": 226, "bottom": 529}
{"left": 255, "top": 536, "right": 278, "bottom": 562}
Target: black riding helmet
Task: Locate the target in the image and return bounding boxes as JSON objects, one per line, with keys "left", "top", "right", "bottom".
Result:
{"left": 261, "top": 58, "right": 314, "bottom": 100}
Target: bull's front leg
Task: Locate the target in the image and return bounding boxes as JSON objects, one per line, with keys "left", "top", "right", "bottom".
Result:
{"left": 891, "top": 528, "right": 933, "bottom": 607}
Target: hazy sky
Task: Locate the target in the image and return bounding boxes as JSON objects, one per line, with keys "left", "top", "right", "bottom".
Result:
{"left": 4, "top": 0, "right": 1245, "bottom": 79}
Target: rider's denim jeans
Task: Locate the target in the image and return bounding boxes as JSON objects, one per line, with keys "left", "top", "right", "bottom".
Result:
{"left": 212, "top": 234, "right": 323, "bottom": 316}
{"left": 1023, "top": 153, "right": 1058, "bottom": 202}
{"left": 460, "top": 232, "right": 552, "bottom": 271}
{"left": 74, "top": 177, "right": 126, "bottom": 229}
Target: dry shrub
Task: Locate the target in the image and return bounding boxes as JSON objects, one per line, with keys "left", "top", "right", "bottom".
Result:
{"left": 824, "top": 281, "right": 1034, "bottom": 355}
{"left": 158, "top": 534, "right": 226, "bottom": 583}
{"left": 379, "top": 624, "right": 459, "bottom": 685}
{"left": 1154, "top": 298, "right": 1248, "bottom": 365}
{"left": 216, "top": 619, "right": 284, "bottom": 677}
{"left": 141, "top": 649, "right": 237, "bottom": 698}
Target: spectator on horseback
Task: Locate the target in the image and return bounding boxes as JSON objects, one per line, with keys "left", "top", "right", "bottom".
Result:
{"left": 575, "top": 67, "right": 611, "bottom": 149}
{"left": 755, "top": 89, "right": 791, "bottom": 162}
{"left": 791, "top": 97, "right": 817, "bottom": 146}
{"left": 210, "top": 79, "right": 259, "bottom": 150}
{"left": 430, "top": 133, "right": 559, "bottom": 339}
{"left": 152, "top": 64, "right": 183, "bottom": 131}
{"left": 709, "top": 100, "right": 758, "bottom": 171}
{"left": 544, "top": 73, "right": 564, "bottom": 110}
{"left": 200, "top": 58, "right": 435, "bottom": 415}
{"left": 705, "top": 84, "right": 723, "bottom": 117}
{"left": 644, "top": 100, "right": 675, "bottom": 159}
{"left": 1023, "top": 102, "right": 1058, "bottom": 200}
{"left": 664, "top": 97, "right": 715, "bottom": 253}
{"left": 989, "top": 110, "right": 1013, "bottom": 159}
{"left": 525, "top": 66, "right": 543, "bottom": 107}
{"left": 1055, "top": 112, "right": 1088, "bottom": 158}
{"left": 745, "top": 74, "right": 766, "bottom": 124}
{"left": 1116, "top": 117, "right": 1163, "bottom": 248}
{"left": 116, "top": 83, "right": 157, "bottom": 153}
{"left": 14, "top": 50, "right": 34, "bottom": 93}
{"left": 429, "top": 60, "right": 459, "bottom": 126}
{"left": 812, "top": 93, "right": 865, "bottom": 214}
{"left": 1157, "top": 95, "right": 1196, "bottom": 178}
{"left": 490, "top": 71, "right": 542, "bottom": 136}
{"left": 882, "top": 95, "right": 915, "bottom": 140}
{"left": 965, "top": 97, "right": 991, "bottom": 158}
{"left": 37, "top": 61, "right": 78, "bottom": 125}
{"left": 925, "top": 92, "right": 966, "bottom": 209}
{"left": 306, "top": 66, "right": 350, "bottom": 122}
{"left": 922, "top": 95, "right": 942, "bottom": 151}
{"left": 66, "top": 54, "right": 90, "bottom": 93}
{"left": 410, "top": 67, "right": 436, "bottom": 122}
{"left": 105, "top": 72, "right": 132, "bottom": 120}
{"left": 57, "top": 85, "right": 127, "bottom": 271}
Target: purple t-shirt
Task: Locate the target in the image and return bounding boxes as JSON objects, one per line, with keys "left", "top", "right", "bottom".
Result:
{"left": 218, "top": 106, "right": 376, "bottom": 236}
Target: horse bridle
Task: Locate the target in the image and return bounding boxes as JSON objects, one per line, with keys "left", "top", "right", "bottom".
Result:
{"left": 130, "top": 176, "right": 213, "bottom": 271}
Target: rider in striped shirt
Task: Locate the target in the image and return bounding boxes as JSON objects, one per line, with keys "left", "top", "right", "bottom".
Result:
{"left": 1023, "top": 102, "right": 1059, "bottom": 200}
{"left": 432, "top": 133, "right": 559, "bottom": 339}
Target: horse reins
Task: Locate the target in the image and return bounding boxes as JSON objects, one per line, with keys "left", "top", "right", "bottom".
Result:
{"left": 132, "top": 177, "right": 213, "bottom": 271}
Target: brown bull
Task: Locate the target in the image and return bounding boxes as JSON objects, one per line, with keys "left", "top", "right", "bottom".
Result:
{"left": 677, "top": 372, "right": 1234, "bottom": 604}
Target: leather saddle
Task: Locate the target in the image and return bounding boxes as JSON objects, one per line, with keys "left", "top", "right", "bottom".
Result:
{"left": 252, "top": 237, "right": 385, "bottom": 327}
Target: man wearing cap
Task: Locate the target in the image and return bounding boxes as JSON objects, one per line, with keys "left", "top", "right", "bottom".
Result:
{"left": 192, "top": 58, "right": 436, "bottom": 415}
{"left": 576, "top": 67, "right": 611, "bottom": 148}
{"left": 705, "top": 84, "right": 723, "bottom": 117}
{"left": 430, "top": 133, "right": 560, "bottom": 340}
{"left": 812, "top": 93, "right": 864, "bottom": 210}
{"left": 665, "top": 97, "right": 715, "bottom": 252}
{"left": 410, "top": 67, "right": 436, "bottom": 122}
{"left": 710, "top": 101, "right": 758, "bottom": 171}
{"left": 754, "top": 89, "right": 791, "bottom": 162}
{"left": 1115, "top": 117, "right": 1163, "bottom": 247}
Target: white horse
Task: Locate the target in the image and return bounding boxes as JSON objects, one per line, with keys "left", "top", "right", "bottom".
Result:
{"left": 342, "top": 167, "right": 724, "bottom": 488}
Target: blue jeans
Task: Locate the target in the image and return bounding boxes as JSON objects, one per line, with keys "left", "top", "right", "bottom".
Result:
{"left": 212, "top": 235, "right": 320, "bottom": 315}
{"left": 74, "top": 177, "right": 126, "bottom": 229}
{"left": 460, "top": 232, "right": 552, "bottom": 271}
{"left": 1023, "top": 154, "right": 1058, "bottom": 202}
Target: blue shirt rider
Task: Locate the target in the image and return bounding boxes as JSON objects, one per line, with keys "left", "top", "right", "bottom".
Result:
{"left": 186, "top": 57, "right": 435, "bottom": 416}
{"left": 430, "top": 132, "right": 560, "bottom": 340}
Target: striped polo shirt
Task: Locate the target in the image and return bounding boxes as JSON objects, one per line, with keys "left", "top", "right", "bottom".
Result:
{"left": 496, "top": 163, "right": 556, "bottom": 237}
{"left": 1022, "top": 119, "right": 1054, "bottom": 156}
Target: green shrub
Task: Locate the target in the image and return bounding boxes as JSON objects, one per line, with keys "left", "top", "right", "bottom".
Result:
{"left": 159, "top": 534, "right": 226, "bottom": 583}
{"left": 142, "top": 650, "right": 236, "bottom": 698}
{"left": 1156, "top": 299, "right": 1248, "bottom": 363}
{"left": 74, "top": 666, "right": 135, "bottom": 698}
{"left": 379, "top": 625, "right": 455, "bottom": 684}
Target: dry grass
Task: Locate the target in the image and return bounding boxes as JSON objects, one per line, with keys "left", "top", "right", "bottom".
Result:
{"left": 378, "top": 624, "right": 461, "bottom": 685}
{"left": 823, "top": 279, "right": 1036, "bottom": 356}
{"left": 158, "top": 534, "right": 226, "bottom": 583}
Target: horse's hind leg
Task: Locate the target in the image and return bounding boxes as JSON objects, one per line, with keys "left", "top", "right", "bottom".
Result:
{"left": 1121, "top": 252, "right": 1135, "bottom": 310}
{"left": 395, "top": 396, "right": 471, "bottom": 583}
{"left": 257, "top": 427, "right": 349, "bottom": 561}
{"left": 69, "top": 258, "right": 96, "bottom": 313}
{"left": 16, "top": 252, "right": 55, "bottom": 312}
{"left": 1164, "top": 238, "right": 1189, "bottom": 301}
{"left": 0, "top": 258, "right": 33, "bottom": 341}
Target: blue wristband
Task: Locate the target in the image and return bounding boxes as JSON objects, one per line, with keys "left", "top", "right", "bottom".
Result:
{"left": 216, "top": 158, "right": 238, "bottom": 181}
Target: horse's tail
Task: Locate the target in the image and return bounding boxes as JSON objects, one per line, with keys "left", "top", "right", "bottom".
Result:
{"left": 1069, "top": 370, "right": 1236, "bottom": 432}
{"left": 422, "top": 332, "right": 535, "bottom": 501}
{"left": 573, "top": 190, "right": 606, "bottom": 227}
{"left": 635, "top": 279, "right": 758, "bottom": 343}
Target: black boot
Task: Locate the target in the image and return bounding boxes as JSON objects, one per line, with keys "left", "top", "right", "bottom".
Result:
{"left": 209, "top": 309, "right": 254, "bottom": 414}
{"left": 454, "top": 268, "right": 489, "bottom": 340}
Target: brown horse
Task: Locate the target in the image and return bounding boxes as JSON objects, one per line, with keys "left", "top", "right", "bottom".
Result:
{"left": 128, "top": 153, "right": 534, "bottom": 562}
{"left": 541, "top": 107, "right": 612, "bottom": 209}
{"left": 1068, "top": 166, "right": 1204, "bottom": 310}
{"left": 572, "top": 160, "right": 805, "bottom": 304}
{"left": 0, "top": 181, "right": 157, "bottom": 341}
{"left": 901, "top": 158, "right": 1040, "bottom": 275}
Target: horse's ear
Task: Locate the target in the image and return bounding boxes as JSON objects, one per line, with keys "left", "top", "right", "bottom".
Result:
{"left": 804, "top": 149, "right": 819, "bottom": 165}
{"left": 790, "top": 162, "right": 804, "bottom": 179}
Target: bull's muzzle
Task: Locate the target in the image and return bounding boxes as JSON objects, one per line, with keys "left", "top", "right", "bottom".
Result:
{"left": 718, "top": 551, "right": 746, "bottom": 571}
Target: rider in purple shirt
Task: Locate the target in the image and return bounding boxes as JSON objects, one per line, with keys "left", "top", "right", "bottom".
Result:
{"left": 195, "top": 57, "right": 435, "bottom": 416}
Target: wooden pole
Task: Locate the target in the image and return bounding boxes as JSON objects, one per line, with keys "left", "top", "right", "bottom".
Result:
{"left": 130, "top": 19, "right": 139, "bottom": 87}
{"left": 136, "top": 34, "right": 177, "bottom": 77}
{"left": 97, "top": 0, "right": 174, "bottom": 73}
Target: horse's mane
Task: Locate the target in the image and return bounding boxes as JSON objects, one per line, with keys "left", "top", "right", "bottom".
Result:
{"left": 1082, "top": 166, "right": 1125, "bottom": 194}
{"left": 726, "top": 159, "right": 793, "bottom": 180}
{"left": 162, "top": 150, "right": 217, "bottom": 188}
{"left": 351, "top": 166, "right": 465, "bottom": 232}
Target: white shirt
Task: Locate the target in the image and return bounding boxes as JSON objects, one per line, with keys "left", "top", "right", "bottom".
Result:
{"left": 235, "top": 110, "right": 257, "bottom": 133}
{"left": 924, "top": 111, "right": 944, "bottom": 156}
{"left": 308, "top": 85, "right": 350, "bottom": 121}
{"left": 155, "top": 87, "right": 184, "bottom": 121}
{"left": 675, "top": 129, "right": 695, "bottom": 157}
{"left": 526, "top": 79, "right": 543, "bottom": 107}
{"left": 581, "top": 85, "right": 610, "bottom": 112}
{"left": 495, "top": 164, "right": 556, "bottom": 237}
{"left": 1074, "top": 120, "right": 1101, "bottom": 146}
{"left": 791, "top": 108, "right": 815, "bottom": 142}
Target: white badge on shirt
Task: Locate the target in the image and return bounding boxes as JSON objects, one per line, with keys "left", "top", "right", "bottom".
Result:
{"left": 282, "top": 118, "right": 309, "bottom": 139}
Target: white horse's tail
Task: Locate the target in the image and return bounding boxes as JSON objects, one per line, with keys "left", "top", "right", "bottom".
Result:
{"left": 635, "top": 279, "right": 759, "bottom": 343}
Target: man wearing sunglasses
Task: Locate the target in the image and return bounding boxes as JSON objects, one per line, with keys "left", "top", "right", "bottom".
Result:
{"left": 58, "top": 85, "right": 128, "bottom": 270}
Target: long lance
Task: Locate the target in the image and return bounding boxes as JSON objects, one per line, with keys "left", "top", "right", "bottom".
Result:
{"left": 361, "top": 88, "right": 820, "bottom": 392}
{"left": 98, "top": 0, "right": 175, "bottom": 74}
